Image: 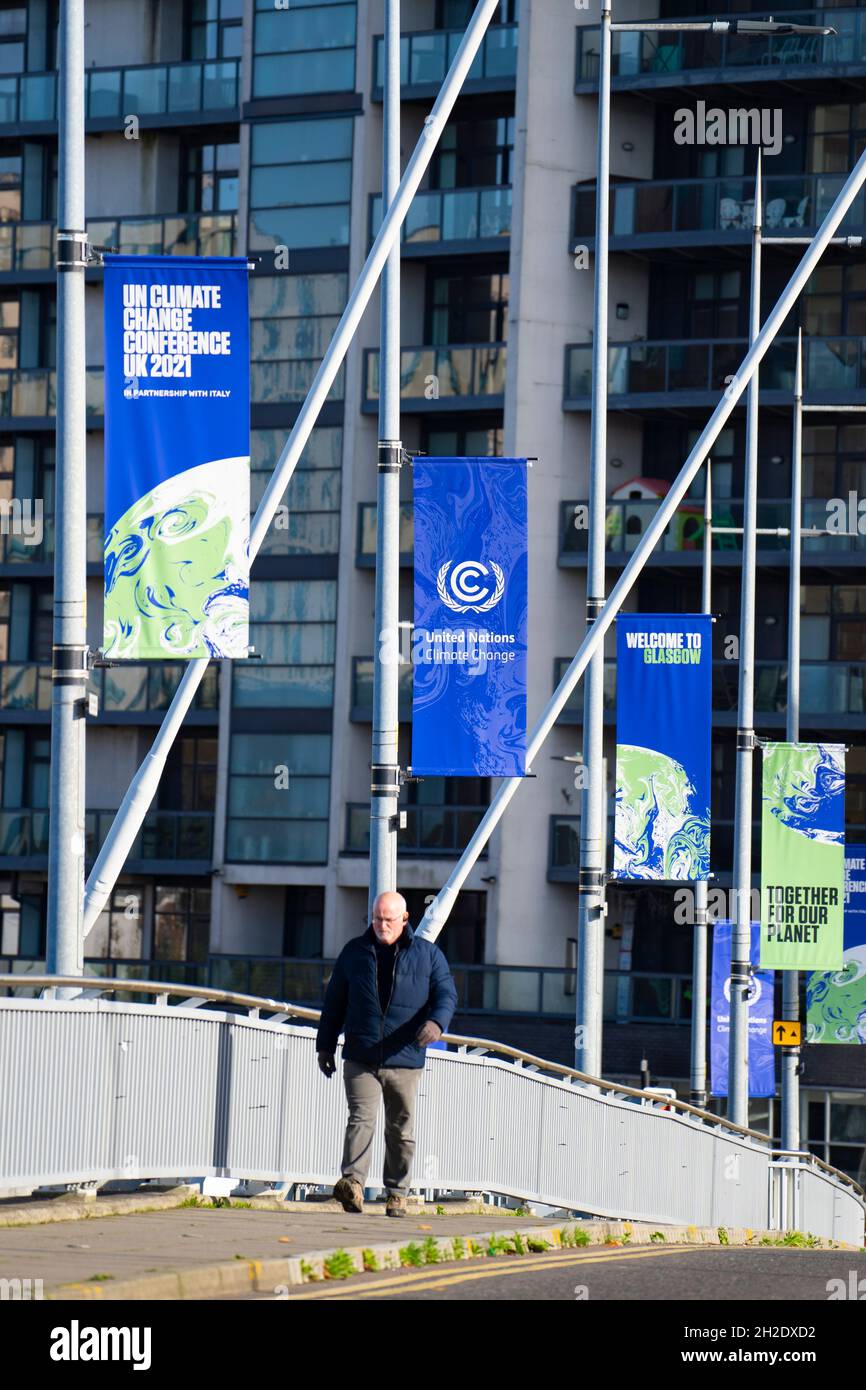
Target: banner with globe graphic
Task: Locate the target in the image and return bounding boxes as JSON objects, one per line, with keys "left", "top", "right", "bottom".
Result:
{"left": 612, "top": 613, "right": 712, "bottom": 880}
{"left": 411, "top": 457, "right": 527, "bottom": 776}
{"left": 710, "top": 921, "right": 775, "bottom": 1098}
{"left": 807, "top": 845, "right": 866, "bottom": 1043}
{"left": 103, "top": 255, "right": 250, "bottom": 660}
{"left": 760, "top": 742, "right": 845, "bottom": 970}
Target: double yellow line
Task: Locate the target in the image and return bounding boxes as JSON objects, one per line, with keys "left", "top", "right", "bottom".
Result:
{"left": 285, "top": 1242, "right": 708, "bottom": 1299}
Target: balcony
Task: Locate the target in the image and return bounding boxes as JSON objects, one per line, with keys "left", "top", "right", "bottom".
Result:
{"left": 370, "top": 186, "right": 511, "bottom": 256}
{"left": 0, "top": 368, "right": 103, "bottom": 423}
{"left": 574, "top": 10, "right": 866, "bottom": 97}
{"left": 356, "top": 502, "right": 414, "bottom": 568}
{"left": 563, "top": 337, "right": 866, "bottom": 411}
{"left": 0, "top": 513, "right": 102, "bottom": 570}
{"left": 0, "top": 214, "right": 237, "bottom": 279}
{"left": 552, "top": 657, "right": 866, "bottom": 728}
{"left": 558, "top": 497, "right": 866, "bottom": 569}
{"left": 0, "top": 661, "right": 219, "bottom": 721}
{"left": 344, "top": 800, "right": 488, "bottom": 857}
{"left": 0, "top": 58, "right": 239, "bottom": 130}
{"left": 363, "top": 344, "right": 506, "bottom": 413}
{"left": 350, "top": 657, "right": 413, "bottom": 721}
{"left": 0, "top": 808, "right": 213, "bottom": 868}
{"left": 372, "top": 24, "right": 517, "bottom": 99}
{"left": 571, "top": 173, "right": 865, "bottom": 257}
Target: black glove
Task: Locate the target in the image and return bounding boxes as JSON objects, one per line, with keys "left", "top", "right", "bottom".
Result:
{"left": 317, "top": 1051, "right": 336, "bottom": 1077}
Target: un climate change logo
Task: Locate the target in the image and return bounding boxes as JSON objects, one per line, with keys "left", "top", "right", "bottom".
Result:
{"left": 437, "top": 560, "right": 505, "bottom": 614}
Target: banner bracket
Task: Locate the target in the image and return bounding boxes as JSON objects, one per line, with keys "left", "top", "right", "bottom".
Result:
{"left": 736, "top": 728, "right": 756, "bottom": 752}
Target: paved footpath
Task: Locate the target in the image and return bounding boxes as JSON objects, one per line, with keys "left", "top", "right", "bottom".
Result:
{"left": 0, "top": 1191, "right": 561, "bottom": 1299}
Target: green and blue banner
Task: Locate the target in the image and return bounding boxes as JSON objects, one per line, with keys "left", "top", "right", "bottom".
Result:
{"left": 807, "top": 845, "right": 866, "bottom": 1043}
{"left": 760, "top": 742, "right": 845, "bottom": 970}
{"left": 411, "top": 457, "right": 527, "bottom": 776}
{"left": 711, "top": 921, "right": 775, "bottom": 1098}
{"left": 103, "top": 255, "right": 250, "bottom": 660}
{"left": 612, "top": 613, "right": 712, "bottom": 880}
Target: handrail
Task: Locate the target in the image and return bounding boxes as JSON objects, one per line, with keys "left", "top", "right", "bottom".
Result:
{"left": 771, "top": 1149, "right": 866, "bottom": 1199}
{"left": 0, "top": 973, "right": 777, "bottom": 1148}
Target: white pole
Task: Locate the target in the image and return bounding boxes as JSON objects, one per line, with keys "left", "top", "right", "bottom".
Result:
{"left": 417, "top": 143, "right": 866, "bottom": 942}
{"left": 575, "top": 0, "right": 611, "bottom": 1076}
{"left": 368, "top": 0, "right": 403, "bottom": 915}
{"left": 691, "top": 458, "right": 713, "bottom": 1107}
{"left": 781, "top": 329, "right": 803, "bottom": 1152}
{"left": 728, "top": 156, "right": 762, "bottom": 1128}
{"left": 82, "top": 0, "right": 503, "bottom": 934}
{"left": 47, "top": 0, "right": 87, "bottom": 983}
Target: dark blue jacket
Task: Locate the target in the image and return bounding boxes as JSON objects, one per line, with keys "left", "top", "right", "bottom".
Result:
{"left": 316, "top": 923, "right": 458, "bottom": 1069}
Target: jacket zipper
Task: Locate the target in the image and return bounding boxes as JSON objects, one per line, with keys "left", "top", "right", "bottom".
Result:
{"left": 379, "top": 941, "right": 400, "bottom": 1067}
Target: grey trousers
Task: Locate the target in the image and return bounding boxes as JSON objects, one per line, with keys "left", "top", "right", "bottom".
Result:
{"left": 340, "top": 1058, "right": 424, "bottom": 1196}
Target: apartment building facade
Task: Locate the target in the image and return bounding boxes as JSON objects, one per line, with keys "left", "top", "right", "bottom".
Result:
{"left": 0, "top": 0, "right": 863, "bottom": 1175}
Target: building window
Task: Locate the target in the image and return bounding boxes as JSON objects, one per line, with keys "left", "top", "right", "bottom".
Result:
{"left": 249, "top": 271, "right": 347, "bottom": 403}
{"left": 248, "top": 117, "right": 353, "bottom": 252}
{"left": 428, "top": 268, "right": 509, "bottom": 344}
{"left": 253, "top": 426, "right": 342, "bottom": 557}
{"left": 253, "top": 0, "right": 356, "bottom": 98}
{"left": 226, "top": 731, "right": 332, "bottom": 864}
{"left": 185, "top": 0, "right": 243, "bottom": 61}
{"left": 807, "top": 1090, "right": 866, "bottom": 1185}
{"left": 0, "top": 886, "right": 44, "bottom": 956}
{"left": 161, "top": 736, "right": 218, "bottom": 812}
{"left": 84, "top": 883, "right": 144, "bottom": 961}
{"left": 283, "top": 886, "right": 324, "bottom": 957}
{"left": 182, "top": 140, "right": 240, "bottom": 214}
{"left": 431, "top": 116, "right": 514, "bottom": 190}
{"left": 153, "top": 884, "right": 211, "bottom": 962}
{"left": 0, "top": 3, "right": 25, "bottom": 75}
{"left": 233, "top": 578, "right": 337, "bottom": 709}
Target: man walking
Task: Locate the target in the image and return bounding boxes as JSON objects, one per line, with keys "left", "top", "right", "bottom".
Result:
{"left": 316, "top": 891, "right": 458, "bottom": 1217}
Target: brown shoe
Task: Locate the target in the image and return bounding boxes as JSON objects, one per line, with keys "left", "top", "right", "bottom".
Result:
{"left": 333, "top": 1177, "right": 364, "bottom": 1213}
{"left": 386, "top": 1194, "right": 407, "bottom": 1218}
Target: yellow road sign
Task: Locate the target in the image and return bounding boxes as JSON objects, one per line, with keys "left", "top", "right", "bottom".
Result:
{"left": 773, "top": 1020, "right": 802, "bottom": 1046}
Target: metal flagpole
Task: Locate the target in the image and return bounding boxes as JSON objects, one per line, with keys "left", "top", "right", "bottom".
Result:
{"left": 691, "top": 458, "right": 713, "bottom": 1107}
{"left": 368, "top": 0, "right": 402, "bottom": 915}
{"left": 575, "top": 0, "right": 611, "bottom": 1076}
{"left": 417, "top": 142, "right": 866, "bottom": 944}
{"left": 781, "top": 329, "right": 804, "bottom": 1152}
{"left": 82, "top": 0, "right": 503, "bottom": 935}
{"left": 728, "top": 158, "right": 762, "bottom": 1127}
{"left": 47, "top": 0, "right": 87, "bottom": 980}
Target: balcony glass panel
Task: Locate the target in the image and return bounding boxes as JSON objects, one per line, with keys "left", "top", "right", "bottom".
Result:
{"left": 122, "top": 66, "right": 168, "bottom": 115}
{"left": 87, "top": 69, "right": 120, "bottom": 118}
{"left": 20, "top": 72, "right": 55, "bottom": 121}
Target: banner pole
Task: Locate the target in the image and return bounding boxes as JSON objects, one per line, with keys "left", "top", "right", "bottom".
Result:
{"left": 780, "top": 329, "right": 803, "bottom": 1153}
{"left": 691, "top": 458, "right": 713, "bottom": 1108}
{"left": 728, "top": 157, "right": 763, "bottom": 1128}
{"left": 47, "top": 0, "right": 87, "bottom": 985}
{"left": 574, "top": 0, "right": 611, "bottom": 1077}
{"left": 417, "top": 142, "right": 866, "bottom": 944}
{"left": 368, "top": 0, "right": 403, "bottom": 916}
{"left": 82, "top": 0, "right": 502, "bottom": 936}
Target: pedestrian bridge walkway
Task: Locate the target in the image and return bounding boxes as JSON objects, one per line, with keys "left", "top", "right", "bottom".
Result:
{"left": 0, "top": 977, "right": 862, "bottom": 1246}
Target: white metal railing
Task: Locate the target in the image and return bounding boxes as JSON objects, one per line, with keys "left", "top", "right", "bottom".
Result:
{"left": 1, "top": 978, "right": 862, "bottom": 1242}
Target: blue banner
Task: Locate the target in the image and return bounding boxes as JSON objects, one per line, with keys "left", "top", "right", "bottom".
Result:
{"left": 807, "top": 844, "right": 866, "bottom": 1043}
{"left": 103, "top": 255, "right": 250, "bottom": 660}
{"left": 613, "top": 613, "right": 712, "bottom": 880}
{"left": 711, "top": 922, "right": 775, "bottom": 1098}
{"left": 411, "top": 457, "right": 527, "bottom": 776}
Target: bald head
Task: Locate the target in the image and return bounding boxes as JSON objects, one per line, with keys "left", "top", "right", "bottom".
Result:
{"left": 371, "top": 891, "right": 409, "bottom": 944}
